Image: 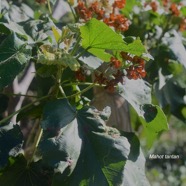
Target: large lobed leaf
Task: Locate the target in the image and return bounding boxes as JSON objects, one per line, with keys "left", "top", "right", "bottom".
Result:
{"left": 0, "top": 99, "right": 150, "bottom": 185}
{"left": 155, "top": 76, "right": 186, "bottom": 123}
{"left": 118, "top": 78, "right": 169, "bottom": 148}
{"left": 0, "top": 33, "right": 31, "bottom": 89}
{"left": 39, "top": 99, "right": 131, "bottom": 186}
{"left": 80, "top": 18, "right": 146, "bottom": 62}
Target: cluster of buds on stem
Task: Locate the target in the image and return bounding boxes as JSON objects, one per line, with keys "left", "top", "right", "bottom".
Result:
{"left": 144, "top": 0, "right": 186, "bottom": 32}
{"left": 94, "top": 70, "right": 124, "bottom": 93}
{"left": 75, "top": 53, "right": 147, "bottom": 93}
{"left": 120, "top": 52, "right": 146, "bottom": 80}
{"left": 35, "top": 0, "right": 46, "bottom": 4}
{"left": 75, "top": 0, "right": 130, "bottom": 32}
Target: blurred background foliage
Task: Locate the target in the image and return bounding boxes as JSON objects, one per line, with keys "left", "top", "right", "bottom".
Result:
{"left": 124, "top": 0, "right": 186, "bottom": 185}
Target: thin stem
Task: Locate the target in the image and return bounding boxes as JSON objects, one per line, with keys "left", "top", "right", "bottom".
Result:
{"left": 75, "top": 48, "right": 88, "bottom": 59}
{"left": 25, "top": 122, "right": 39, "bottom": 148}
{"left": 59, "top": 85, "right": 66, "bottom": 97}
{"left": 70, "top": 35, "right": 81, "bottom": 56}
{"left": 27, "top": 126, "right": 43, "bottom": 166}
{"left": 0, "top": 95, "right": 50, "bottom": 125}
{"left": 67, "top": 83, "right": 95, "bottom": 98}
{"left": 47, "top": 0, "right": 52, "bottom": 14}
{"left": 67, "top": 1, "right": 77, "bottom": 21}
{"left": 63, "top": 82, "right": 106, "bottom": 87}
{"left": 3, "top": 92, "right": 39, "bottom": 98}
{"left": 56, "top": 67, "right": 66, "bottom": 98}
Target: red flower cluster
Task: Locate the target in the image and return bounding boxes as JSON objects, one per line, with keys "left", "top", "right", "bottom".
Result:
{"left": 126, "top": 64, "right": 146, "bottom": 80}
{"left": 110, "top": 57, "right": 122, "bottom": 68}
{"left": 35, "top": 0, "right": 46, "bottom": 3}
{"left": 144, "top": 1, "right": 158, "bottom": 12}
{"left": 104, "top": 14, "right": 129, "bottom": 32}
{"left": 150, "top": 1, "right": 158, "bottom": 12}
{"left": 120, "top": 52, "right": 146, "bottom": 80}
{"left": 94, "top": 70, "right": 124, "bottom": 93}
{"left": 113, "top": 0, "right": 126, "bottom": 9}
{"left": 169, "top": 3, "right": 180, "bottom": 16}
{"left": 75, "top": 1, "right": 105, "bottom": 21}
{"left": 179, "top": 18, "right": 186, "bottom": 32}
{"left": 75, "top": 0, "right": 129, "bottom": 32}
{"left": 75, "top": 69, "right": 86, "bottom": 81}
{"left": 162, "top": 0, "right": 169, "bottom": 7}
{"left": 75, "top": 1, "right": 92, "bottom": 21}
{"left": 89, "top": 1, "right": 105, "bottom": 20}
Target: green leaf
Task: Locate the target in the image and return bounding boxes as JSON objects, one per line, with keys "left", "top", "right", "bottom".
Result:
{"left": 167, "top": 61, "right": 183, "bottom": 76}
{"left": 0, "top": 17, "right": 55, "bottom": 44}
{"left": 0, "top": 33, "right": 31, "bottom": 89}
{"left": 123, "top": 148, "right": 150, "bottom": 186}
{"left": 118, "top": 78, "right": 151, "bottom": 117}
{"left": 52, "top": 26, "right": 61, "bottom": 43}
{"left": 16, "top": 104, "right": 44, "bottom": 122}
{"left": 38, "top": 45, "right": 80, "bottom": 71}
{"left": 167, "top": 31, "right": 186, "bottom": 69}
{"left": 155, "top": 77, "right": 186, "bottom": 122}
{"left": 140, "top": 105, "right": 168, "bottom": 148}
{"left": 0, "top": 122, "right": 23, "bottom": 168}
{"left": 41, "top": 99, "right": 76, "bottom": 130}
{"left": 1, "top": 2, "right": 33, "bottom": 23}
{"left": 40, "top": 99, "right": 131, "bottom": 186}
{"left": 0, "top": 155, "right": 52, "bottom": 186}
{"left": 80, "top": 18, "right": 145, "bottom": 61}
{"left": 181, "top": 6, "right": 186, "bottom": 16}
{"left": 118, "top": 79, "right": 168, "bottom": 148}
{"left": 21, "top": 18, "right": 55, "bottom": 43}
{"left": 40, "top": 119, "right": 82, "bottom": 175}
{"left": 121, "top": 0, "right": 139, "bottom": 18}
{"left": 36, "top": 64, "right": 58, "bottom": 78}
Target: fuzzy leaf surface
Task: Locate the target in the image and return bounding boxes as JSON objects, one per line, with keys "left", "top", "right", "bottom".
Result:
{"left": 40, "top": 99, "right": 130, "bottom": 186}
{"left": 0, "top": 33, "right": 31, "bottom": 89}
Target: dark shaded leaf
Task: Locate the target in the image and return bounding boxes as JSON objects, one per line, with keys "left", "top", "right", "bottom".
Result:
{"left": 0, "top": 94, "right": 9, "bottom": 113}
{"left": 40, "top": 99, "right": 131, "bottom": 186}
{"left": 142, "top": 104, "right": 158, "bottom": 122}
{"left": 155, "top": 77, "right": 186, "bottom": 122}
{"left": 16, "top": 104, "right": 44, "bottom": 122}
{"left": 0, "top": 155, "right": 52, "bottom": 186}
{"left": 0, "top": 122, "right": 23, "bottom": 168}
{"left": 41, "top": 99, "right": 76, "bottom": 130}
{"left": 0, "top": 33, "right": 31, "bottom": 89}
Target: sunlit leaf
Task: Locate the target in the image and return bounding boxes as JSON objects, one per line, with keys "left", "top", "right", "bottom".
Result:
{"left": 140, "top": 105, "right": 169, "bottom": 148}
{"left": 52, "top": 26, "right": 61, "bottom": 43}
{"left": 80, "top": 18, "right": 145, "bottom": 61}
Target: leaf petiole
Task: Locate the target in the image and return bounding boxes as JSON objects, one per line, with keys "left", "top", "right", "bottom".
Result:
{"left": 66, "top": 83, "right": 95, "bottom": 99}
{"left": 0, "top": 95, "right": 50, "bottom": 125}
